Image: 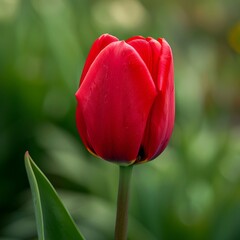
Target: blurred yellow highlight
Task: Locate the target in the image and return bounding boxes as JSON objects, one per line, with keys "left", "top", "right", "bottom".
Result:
{"left": 228, "top": 22, "right": 240, "bottom": 54}
{"left": 0, "top": 0, "right": 20, "bottom": 21}
{"left": 91, "top": 0, "right": 148, "bottom": 30}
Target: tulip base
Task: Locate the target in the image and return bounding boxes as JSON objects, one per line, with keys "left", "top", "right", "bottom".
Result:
{"left": 115, "top": 165, "right": 133, "bottom": 240}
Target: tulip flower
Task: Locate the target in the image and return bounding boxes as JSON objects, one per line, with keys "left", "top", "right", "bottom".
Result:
{"left": 76, "top": 34, "right": 174, "bottom": 165}
{"left": 76, "top": 34, "right": 174, "bottom": 240}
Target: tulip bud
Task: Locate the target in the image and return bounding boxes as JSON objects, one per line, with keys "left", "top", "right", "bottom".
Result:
{"left": 76, "top": 34, "right": 174, "bottom": 165}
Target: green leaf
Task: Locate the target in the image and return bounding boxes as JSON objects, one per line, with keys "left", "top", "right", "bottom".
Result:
{"left": 24, "top": 151, "right": 85, "bottom": 240}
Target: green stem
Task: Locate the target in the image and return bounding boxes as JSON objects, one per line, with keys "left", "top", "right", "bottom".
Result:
{"left": 114, "top": 165, "right": 133, "bottom": 240}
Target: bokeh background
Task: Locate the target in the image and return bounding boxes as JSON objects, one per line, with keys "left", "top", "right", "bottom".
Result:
{"left": 0, "top": 0, "right": 240, "bottom": 239}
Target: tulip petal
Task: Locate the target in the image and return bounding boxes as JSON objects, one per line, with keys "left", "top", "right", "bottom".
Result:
{"left": 80, "top": 34, "right": 118, "bottom": 85}
{"left": 127, "top": 38, "right": 162, "bottom": 88}
{"left": 76, "top": 41, "right": 157, "bottom": 163}
{"left": 139, "top": 40, "right": 174, "bottom": 161}
{"left": 126, "top": 36, "right": 145, "bottom": 42}
{"left": 157, "top": 39, "right": 174, "bottom": 92}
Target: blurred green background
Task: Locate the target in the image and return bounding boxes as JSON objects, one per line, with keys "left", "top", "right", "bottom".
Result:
{"left": 0, "top": 0, "right": 240, "bottom": 239}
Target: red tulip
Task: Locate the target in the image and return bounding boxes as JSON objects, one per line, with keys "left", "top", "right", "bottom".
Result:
{"left": 76, "top": 34, "right": 174, "bottom": 165}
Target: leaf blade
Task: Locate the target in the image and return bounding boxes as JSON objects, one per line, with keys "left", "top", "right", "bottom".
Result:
{"left": 25, "top": 151, "right": 85, "bottom": 240}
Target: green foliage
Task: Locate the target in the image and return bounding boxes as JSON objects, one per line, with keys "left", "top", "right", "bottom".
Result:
{"left": 24, "top": 152, "right": 85, "bottom": 240}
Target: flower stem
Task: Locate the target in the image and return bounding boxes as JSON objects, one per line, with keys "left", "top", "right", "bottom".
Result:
{"left": 115, "top": 165, "right": 133, "bottom": 240}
